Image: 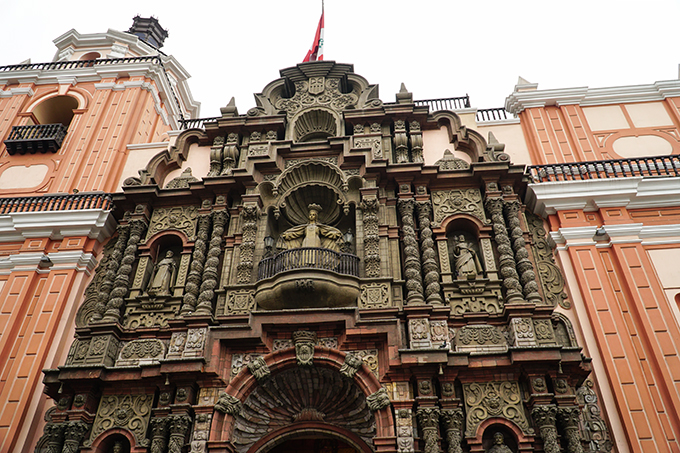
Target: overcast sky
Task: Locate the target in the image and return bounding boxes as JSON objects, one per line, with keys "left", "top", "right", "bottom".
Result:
{"left": 2, "top": 1, "right": 679, "bottom": 118}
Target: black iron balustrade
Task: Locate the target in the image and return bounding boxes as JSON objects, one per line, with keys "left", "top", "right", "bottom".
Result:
{"left": 476, "top": 107, "right": 509, "bottom": 122}
{"left": 4, "top": 123, "right": 68, "bottom": 155}
{"left": 528, "top": 155, "right": 680, "bottom": 183}
{"left": 178, "top": 117, "right": 221, "bottom": 130}
{"left": 0, "top": 56, "right": 162, "bottom": 72}
{"left": 257, "top": 247, "right": 360, "bottom": 280}
{"left": 414, "top": 96, "right": 471, "bottom": 111}
{"left": 0, "top": 192, "right": 113, "bottom": 214}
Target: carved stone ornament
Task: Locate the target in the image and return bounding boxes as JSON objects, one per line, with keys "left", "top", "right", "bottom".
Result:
{"left": 87, "top": 394, "right": 153, "bottom": 447}
{"left": 273, "top": 339, "right": 294, "bottom": 351}
{"left": 247, "top": 356, "right": 271, "bottom": 382}
{"left": 351, "top": 349, "right": 380, "bottom": 377}
{"left": 510, "top": 318, "right": 536, "bottom": 347}
{"left": 554, "top": 379, "right": 569, "bottom": 394}
{"left": 116, "top": 339, "right": 166, "bottom": 367}
{"left": 527, "top": 213, "right": 571, "bottom": 309}
{"left": 165, "top": 167, "right": 199, "bottom": 189}
{"left": 396, "top": 409, "right": 414, "bottom": 453}
{"left": 339, "top": 353, "right": 364, "bottom": 379}
{"left": 463, "top": 381, "right": 531, "bottom": 437}
{"left": 431, "top": 189, "right": 486, "bottom": 224}
{"left": 354, "top": 136, "right": 383, "bottom": 159}
{"left": 441, "top": 408, "right": 464, "bottom": 453}
{"left": 533, "top": 319, "right": 557, "bottom": 344}
{"left": 190, "top": 413, "right": 213, "bottom": 453}
{"left": 146, "top": 205, "right": 199, "bottom": 241}
{"left": 383, "top": 382, "right": 413, "bottom": 401}
{"left": 416, "top": 407, "right": 440, "bottom": 453}
{"left": 361, "top": 197, "right": 381, "bottom": 278}
{"left": 215, "top": 393, "right": 242, "bottom": 415}
{"left": 183, "top": 327, "right": 207, "bottom": 358}
{"left": 225, "top": 289, "right": 256, "bottom": 315}
{"left": 293, "top": 330, "right": 317, "bottom": 367}
{"left": 366, "top": 388, "right": 391, "bottom": 411}
{"left": 576, "top": 380, "right": 612, "bottom": 453}
{"left": 231, "top": 353, "right": 262, "bottom": 378}
{"left": 418, "top": 380, "right": 433, "bottom": 396}
{"left": 359, "top": 282, "right": 390, "bottom": 308}
{"left": 434, "top": 149, "right": 470, "bottom": 170}
{"left": 166, "top": 331, "right": 188, "bottom": 359}
{"left": 408, "top": 318, "right": 432, "bottom": 349}
{"left": 456, "top": 325, "right": 506, "bottom": 352}
{"left": 274, "top": 77, "right": 359, "bottom": 118}
{"left": 532, "top": 377, "right": 547, "bottom": 394}
{"left": 532, "top": 405, "right": 560, "bottom": 453}
{"left": 430, "top": 320, "right": 449, "bottom": 348}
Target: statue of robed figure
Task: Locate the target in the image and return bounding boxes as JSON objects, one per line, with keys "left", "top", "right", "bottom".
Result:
{"left": 147, "top": 250, "right": 178, "bottom": 296}
{"left": 280, "top": 203, "right": 343, "bottom": 251}
{"left": 452, "top": 235, "right": 482, "bottom": 280}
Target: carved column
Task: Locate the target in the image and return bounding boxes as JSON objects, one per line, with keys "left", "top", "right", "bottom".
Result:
{"left": 398, "top": 199, "right": 424, "bottom": 304}
{"left": 36, "top": 422, "right": 65, "bottom": 453}
{"left": 195, "top": 210, "right": 228, "bottom": 315}
{"left": 236, "top": 204, "right": 258, "bottom": 284}
{"left": 181, "top": 213, "right": 211, "bottom": 316}
{"left": 503, "top": 200, "right": 541, "bottom": 303}
{"left": 416, "top": 200, "right": 442, "bottom": 305}
{"left": 221, "top": 132, "right": 241, "bottom": 175}
{"left": 149, "top": 416, "right": 169, "bottom": 453}
{"left": 394, "top": 120, "right": 409, "bottom": 163}
{"left": 102, "top": 218, "right": 146, "bottom": 323}
{"left": 532, "top": 405, "right": 560, "bottom": 453}
{"left": 91, "top": 222, "right": 129, "bottom": 323}
{"left": 361, "top": 197, "right": 381, "bottom": 278}
{"left": 440, "top": 409, "right": 463, "bottom": 453}
{"left": 167, "top": 414, "right": 192, "bottom": 453}
{"left": 410, "top": 121, "right": 423, "bottom": 163}
{"left": 60, "top": 421, "right": 89, "bottom": 453}
{"left": 416, "top": 407, "right": 441, "bottom": 453}
{"left": 207, "top": 136, "right": 225, "bottom": 176}
{"left": 484, "top": 198, "right": 523, "bottom": 303}
{"left": 558, "top": 407, "right": 584, "bottom": 453}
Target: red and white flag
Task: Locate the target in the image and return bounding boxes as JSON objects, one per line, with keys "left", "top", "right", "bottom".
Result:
{"left": 303, "top": 9, "right": 324, "bottom": 62}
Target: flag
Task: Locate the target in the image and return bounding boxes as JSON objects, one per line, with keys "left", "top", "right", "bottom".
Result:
{"left": 303, "top": 9, "right": 324, "bottom": 62}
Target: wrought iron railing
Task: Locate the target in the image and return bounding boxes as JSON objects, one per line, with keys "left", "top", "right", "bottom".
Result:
{"left": 0, "top": 192, "right": 113, "bottom": 214}
{"left": 257, "top": 247, "right": 360, "bottom": 280}
{"left": 528, "top": 155, "right": 680, "bottom": 183}
{"left": 414, "top": 96, "right": 471, "bottom": 111}
{"left": 476, "top": 108, "right": 509, "bottom": 122}
{"left": 4, "top": 123, "right": 68, "bottom": 154}
{"left": 178, "top": 117, "right": 221, "bottom": 130}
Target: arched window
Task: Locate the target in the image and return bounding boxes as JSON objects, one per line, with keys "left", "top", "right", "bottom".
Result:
{"left": 32, "top": 95, "right": 79, "bottom": 129}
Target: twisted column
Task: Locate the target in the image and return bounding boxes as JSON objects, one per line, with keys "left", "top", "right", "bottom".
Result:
{"left": 504, "top": 200, "right": 541, "bottom": 303}
{"left": 485, "top": 198, "right": 523, "bottom": 303}
{"left": 532, "top": 405, "right": 560, "bottom": 453}
{"left": 416, "top": 407, "right": 441, "bottom": 453}
{"left": 149, "top": 417, "right": 169, "bottom": 453}
{"left": 180, "top": 214, "right": 211, "bottom": 316}
{"left": 416, "top": 201, "right": 442, "bottom": 304}
{"left": 361, "top": 197, "right": 381, "bottom": 278}
{"left": 398, "top": 199, "right": 424, "bottom": 304}
{"left": 102, "top": 218, "right": 146, "bottom": 323}
{"left": 60, "top": 421, "right": 89, "bottom": 453}
{"left": 195, "top": 210, "right": 228, "bottom": 315}
{"left": 167, "top": 415, "right": 192, "bottom": 453}
{"left": 440, "top": 409, "right": 463, "bottom": 453}
{"left": 558, "top": 407, "right": 585, "bottom": 453}
{"left": 91, "top": 223, "right": 129, "bottom": 323}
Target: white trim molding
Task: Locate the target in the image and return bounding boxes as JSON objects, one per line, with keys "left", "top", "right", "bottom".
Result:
{"left": 0, "top": 209, "right": 116, "bottom": 243}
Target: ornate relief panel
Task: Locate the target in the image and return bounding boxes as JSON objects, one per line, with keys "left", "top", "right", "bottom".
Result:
{"left": 526, "top": 213, "right": 570, "bottom": 309}
{"left": 462, "top": 381, "right": 532, "bottom": 437}
{"left": 87, "top": 394, "right": 153, "bottom": 447}
{"left": 359, "top": 282, "right": 390, "bottom": 308}
{"left": 431, "top": 189, "right": 486, "bottom": 224}
{"left": 116, "top": 339, "right": 166, "bottom": 367}
{"left": 145, "top": 206, "right": 199, "bottom": 241}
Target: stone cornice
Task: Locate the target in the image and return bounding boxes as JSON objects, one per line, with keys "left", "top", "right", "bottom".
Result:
{"left": 527, "top": 177, "right": 680, "bottom": 217}
{"left": 551, "top": 223, "right": 680, "bottom": 249}
{"left": 505, "top": 79, "right": 680, "bottom": 114}
{"left": 0, "top": 209, "right": 116, "bottom": 243}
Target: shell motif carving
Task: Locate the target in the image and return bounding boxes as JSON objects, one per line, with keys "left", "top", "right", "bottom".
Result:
{"left": 293, "top": 108, "right": 339, "bottom": 142}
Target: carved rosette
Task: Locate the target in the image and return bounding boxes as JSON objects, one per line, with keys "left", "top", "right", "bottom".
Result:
{"left": 416, "top": 200, "right": 442, "bottom": 304}
{"left": 167, "top": 414, "right": 192, "bottom": 453}
{"left": 91, "top": 224, "right": 129, "bottom": 323}
{"left": 237, "top": 204, "right": 259, "bottom": 283}
{"left": 215, "top": 393, "right": 242, "bottom": 415}
{"left": 102, "top": 218, "right": 147, "bottom": 323}
{"left": 504, "top": 201, "right": 541, "bottom": 303}
{"left": 149, "top": 417, "right": 169, "bottom": 453}
{"left": 558, "top": 407, "right": 584, "bottom": 453}
{"left": 416, "top": 407, "right": 441, "bottom": 453}
{"left": 361, "top": 197, "right": 381, "bottom": 277}
{"left": 398, "top": 199, "right": 424, "bottom": 304}
{"left": 485, "top": 198, "right": 523, "bottom": 303}
{"left": 440, "top": 408, "right": 464, "bottom": 453}
{"left": 339, "top": 353, "right": 364, "bottom": 379}
{"left": 181, "top": 214, "right": 211, "bottom": 316}
{"left": 463, "top": 381, "right": 530, "bottom": 437}
{"left": 247, "top": 356, "right": 271, "bottom": 382}
{"left": 532, "top": 405, "right": 560, "bottom": 453}
{"left": 195, "top": 210, "right": 228, "bottom": 315}
{"left": 366, "top": 388, "right": 391, "bottom": 411}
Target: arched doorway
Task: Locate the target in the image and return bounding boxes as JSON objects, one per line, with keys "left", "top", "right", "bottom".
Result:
{"left": 251, "top": 426, "right": 370, "bottom": 453}
{"left": 269, "top": 436, "right": 359, "bottom": 453}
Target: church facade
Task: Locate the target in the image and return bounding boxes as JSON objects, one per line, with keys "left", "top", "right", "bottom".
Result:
{"left": 2, "top": 17, "right": 680, "bottom": 453}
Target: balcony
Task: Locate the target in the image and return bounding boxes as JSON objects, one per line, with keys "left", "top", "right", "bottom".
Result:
{"left": 4, "top": 124, "right": 68, "bottom": 155}
{"left": 255, "top": 247, "right": 361, "bottom": 310}
{"left": 528, "top": 155, "right": 680, "bottom": 183}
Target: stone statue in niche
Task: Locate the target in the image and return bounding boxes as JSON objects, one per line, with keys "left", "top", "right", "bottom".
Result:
{"left": 280, "top": 203, "right": 342, "bottom": 251}
{"left": 487, "top": 432, "right": 513, "bottom": 453}
{"left": 147, "top": 250, "right": 177, "bottom": 296}
{"left": 452, "top": 235, "right": 482, "bottom": 280}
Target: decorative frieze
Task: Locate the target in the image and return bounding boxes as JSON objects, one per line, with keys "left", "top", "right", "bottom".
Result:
{"left": 360, "top": 197, "right": 381, "bottom": 278}
{"left": 146, "top": 206, "right": 199, "bottom": 241}
{"left": 87, "top": 394, "right": 153, "bottom": 447}
{"left": 236, "top": 204, "right": 258, "bottom": 284}
{"left": 66, "top": 335, "right": 119, "bottom": 367}
{"left": 431, "top": 189, "right": 486, "bottom": 225}
{"left": 116, "top": 339, "right": 165, "bottom": 367}
{"left": 462, "top": 381, "right": 531, "bottom": 437}
{"left": 354, "top": 136, "right": 383, "bottom": 159}
{"left": 456, "top": 325, "right": 506, "bottom": 352}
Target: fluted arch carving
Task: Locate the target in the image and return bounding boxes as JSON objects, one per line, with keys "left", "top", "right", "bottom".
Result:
{"left": 429, "top": 111, "right": 489, "bottom": 163}
{"left": 138, "top": 129, "right": 206, "bottom": 185}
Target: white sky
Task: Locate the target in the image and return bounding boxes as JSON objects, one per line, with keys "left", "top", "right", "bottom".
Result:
{"left": 2, "top": 0, "right": 679, "bottom": 118}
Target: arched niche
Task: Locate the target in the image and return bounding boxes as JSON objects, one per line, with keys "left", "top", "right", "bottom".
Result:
{"left": 138, "top": 129, "right": 205, "bottom": 185}
{"left": 31, "top": 94, "right": 79, "bottom": 128}
{"left": 442, "top": 215, "right": 488, "bottom": 281}
{"left": 84, "top": 428, "right": 138, "bottom": 453}
{"left": 552, "top": 313, "right": 578, "bottom": 348}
